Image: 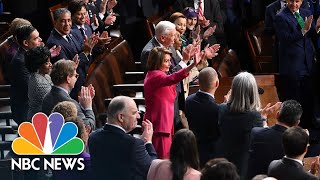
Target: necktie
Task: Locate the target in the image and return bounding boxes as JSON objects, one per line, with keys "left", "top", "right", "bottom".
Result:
{"left": 294, "top": 12, "right": 305, "bottom": 29}
{"left": 79, "top": 27, "right": 87, "bottom": 39}
{"left": 198, "top": 0, "right": 203, "bottom": 17}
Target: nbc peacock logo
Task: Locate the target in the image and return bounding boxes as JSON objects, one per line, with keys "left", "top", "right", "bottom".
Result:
{"left": 12, "top": 112, "right": 84, "bottom": 155}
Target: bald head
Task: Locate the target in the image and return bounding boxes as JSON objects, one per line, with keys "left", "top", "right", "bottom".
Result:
{"left": 107, "top": 96, "right": 139, "bottom": 132}
{"left": 199, "top": 67, "right": 219, "bottom": 92}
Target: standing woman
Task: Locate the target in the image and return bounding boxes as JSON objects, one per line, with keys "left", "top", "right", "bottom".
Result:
{"left": 215, "top": 72, "right": 280, "bottom": 179}
{"left": 25, "top": 46, "right": 53, "bottom": 120}
{"left": 144, "top": 46, "right": 201, "bottom": 159}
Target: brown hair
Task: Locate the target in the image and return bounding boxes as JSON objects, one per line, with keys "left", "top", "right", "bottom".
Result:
{"left": 50, "top": 59, "right": 77, "bottom": 85}
{"left": 9, "top": 18, "right": 32, "bottom": 35}
{"left": 169, "top": 12, "right": 186, "bottom": 23}
{"left": 146, "top": 47, "right": 172, "bottom": 71}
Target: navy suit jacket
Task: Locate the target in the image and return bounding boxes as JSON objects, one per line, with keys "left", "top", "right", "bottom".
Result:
{"left": 10, "top": 48, "right": 29, "bottom": 124}
{"left": 42, "top": 86, "right": 95, "bottom": 130}
{"left": 71, "top": 24, "right": 93, "bottom": 44}
{"left": 268, "top": 157, "right": 318, "bottom": 180}
{"left": 46, "top": 29, "right": 90, "bottom": 99}
{"left": 88, "top": 124, "right": 157, "bottom": 179}
{"left": 185, "top": 91, "right": 220, "bottom": 165}
{"left": 265, "top": 0, "right": 309, "bottom": 35}
{"left": 247, "top": 124, "right": 287, "bottom": 179}
{"left": 274, "top": 7, "right": 316, "bottom": 77}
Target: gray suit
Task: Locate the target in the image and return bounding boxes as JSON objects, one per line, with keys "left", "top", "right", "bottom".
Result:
{"left": 42, "top": 86, "right": 95, "bottom": 130}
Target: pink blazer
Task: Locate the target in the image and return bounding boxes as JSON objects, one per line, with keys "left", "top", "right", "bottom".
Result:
{"left": 147, "top": 159, "right": 201, "bottom": 180}
{"left": 144, "top": 69, "right": 189, "bottom": 133}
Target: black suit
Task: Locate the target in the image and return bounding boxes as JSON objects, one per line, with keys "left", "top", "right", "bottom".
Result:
{"left": 268, "top": 157, "right": 318, "bottom": 180}
{"left": 247, "top": 124, "right": 287, "bottom": 179}
{"left": 42, "top": 86, "right": 95, "bottom": 130}
{"left": 185, "top": 91, "right": 220, "bottom": 166}
{"left": 10, "top": 48, "right": 29, "bottom": 124}
{"left": 46, "top": 29, "right": 90, "bottom": 99}
{"left": 88, "top": 124, "right": 157, "bottom": 179}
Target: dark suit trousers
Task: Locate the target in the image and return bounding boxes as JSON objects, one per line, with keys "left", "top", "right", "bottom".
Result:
{"left": 279, "top": 75, "right": 314, "bottom": 128}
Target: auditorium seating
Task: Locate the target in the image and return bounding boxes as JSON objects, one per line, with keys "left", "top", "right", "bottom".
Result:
{"left": 49, "top": 2, "right": 68, "bottom": 25}
{"left": 246, "top": 21, "right": 274, "bottom": 73}
{"left": 145, "top": 14, "right": 167, "bottom": 40}
{"left": 218, "top": 49, "right": 241, "bottom": 78}
{"left": 85, "top": 40, "right": 144, "bottom": 115}
{"left": 189, "top": 75, "right": 280, "bottom": 126}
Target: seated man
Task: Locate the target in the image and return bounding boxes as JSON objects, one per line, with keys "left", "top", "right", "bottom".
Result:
{"left": 42, "top": 59, "right": 95, "bottom": 130}
{"left": 247, "top": 100, "right": 302, "bottom": 179}
{"left": 46, "top": 8, "right": 98, "bottom": 99}
{"left": 88, "top": 96, "right": 157, "bottom": 179}
{"left": 268, "top": 127, "right": 319, "bottom": 180}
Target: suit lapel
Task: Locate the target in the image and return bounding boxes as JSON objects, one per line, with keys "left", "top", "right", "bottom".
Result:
{"left": 284, "top": 7, "right": 299, "bottom": 27}
{"left": 53, "top": 29, "right": 78, "bottom": 55}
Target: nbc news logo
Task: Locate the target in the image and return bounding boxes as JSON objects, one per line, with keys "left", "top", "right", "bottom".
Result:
{"left": 11, "top": 113, "right": 85, "bottom": 170}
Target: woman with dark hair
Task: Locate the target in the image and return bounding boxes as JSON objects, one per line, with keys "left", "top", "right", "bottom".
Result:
{"left": 215, "top": 72, "right": 281, "bottom": 179}
{"left": 201, "top": 158, "right": 240, "bottom": 180}
{"left": 25, "top": 46, "right": 53, "bottom": 120}
{"left": 147, "top": 129, "right": 201, "bottom": 180}
{"left": 144, "top": 46, "right": 201, "bottom": 159}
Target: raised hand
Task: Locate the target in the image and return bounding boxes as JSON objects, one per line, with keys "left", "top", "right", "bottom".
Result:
{"left": 87, "top": 84, "right": 95, "bottom": 98}
{"left": 104, "top": 13, "right": 116, "bottom": 25}
{"left": 199, "top": 16, "right": 210, "bottom": 28}
{"left": 83, "top": 34, "right": 99, "bottom": 56}
{"left": 260, "top": 102, "right": 282, "bottom": 119}
{"left": 99, "top": 0, "right": 108, "bottom": 14}
{"left": 107, "top": 0, "right": 118, "bottom": 11}
{"left": 93, "top": 14, "right": 99, "bottom": 27}
{"left": 203, "top": 25, "right": 216, "bottom": 40}
{"left": 49, "top": 45, "right": 61, "bottom": 58}
{"left": 304, "top": 15, "right": 313, "bottom": 32}
{"left": 98, "top": 31, "right": 111, "bottom": 46}
{"left": 192, "top": 25, "right": 201, "bottom": 41}
{"left": 141, "top": 119, "right": 153, "bottom": 143}
{"left": 204, "top": 44, "right": 220, "bottom": 59}
{"left": 78, "top": 86, "right": 93, "bottom": 109}
{"left": 72, "top": 54, "right": 80, "bottom": 68}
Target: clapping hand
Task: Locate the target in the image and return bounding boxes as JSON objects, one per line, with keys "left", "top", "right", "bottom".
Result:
{"left": 72, "top": 54, "right": 80, "bottom": 68}
{"left": 203, "top": 25, "right": 216, "bottom": 40}
{"left": 198, "top": 16, "right": 210, "bottom": 28}
{"left": 304, "top": 15, "right": 313, "bottom": 32}
{"left": 141, "top": 119, "right": 153, "bottom": 143}
{"left": 97, "top": 31, "right": 111, "bottom": 46}
{"left": 49, "top": 45, "right": 61, "bottom": 58}
{"left": 260, "top": 102, "right": 282, "bottom": 119}
{"left": 203, "top": 44, "right": 220, "bottom": 59}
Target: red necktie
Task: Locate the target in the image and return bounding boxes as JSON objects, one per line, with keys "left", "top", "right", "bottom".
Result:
{"left": 198, "top": 0, "right": 203, "bottom": 17}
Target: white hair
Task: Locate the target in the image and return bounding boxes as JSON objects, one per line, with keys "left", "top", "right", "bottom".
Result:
{"left": 155, "top": 21, "right": 176, "bottom": 38}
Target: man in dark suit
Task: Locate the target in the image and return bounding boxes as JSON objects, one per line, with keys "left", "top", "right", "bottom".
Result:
{"left": 88, "top": 96, "right": 157, "bottom": 179}
{"left": 10, "top": 25, "right": 43, "bottom": 124}
{"left": 185, "top": 67, "right": 220, "bottom": 166}
{"left": 268, "top": 126, "right": 319, "bottom": 179}
{"left": 265, "top": 0, "right": 308, "bottom": 72}
{"left": 42, "top": 59, "right": 95, "bottom": 130}
{"left": 274, "top": 0, "right": 320, "bottom": 128}
{"left": 247, "top": 100, "right": 302, "bottom": 179}
{"left": 46, "top": 8, "right": 98, "bottom": 100}
{"left": 173, "top": 0, "right": 226, "bottom": 47}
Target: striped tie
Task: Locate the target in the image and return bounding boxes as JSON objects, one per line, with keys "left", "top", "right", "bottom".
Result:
{"left": 198, "top": 0, "right": 203, "bottom": 17}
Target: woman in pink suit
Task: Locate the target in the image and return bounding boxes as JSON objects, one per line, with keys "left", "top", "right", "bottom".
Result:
{"left": 144, "top": 46, "right": 201, "bottom": 159}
